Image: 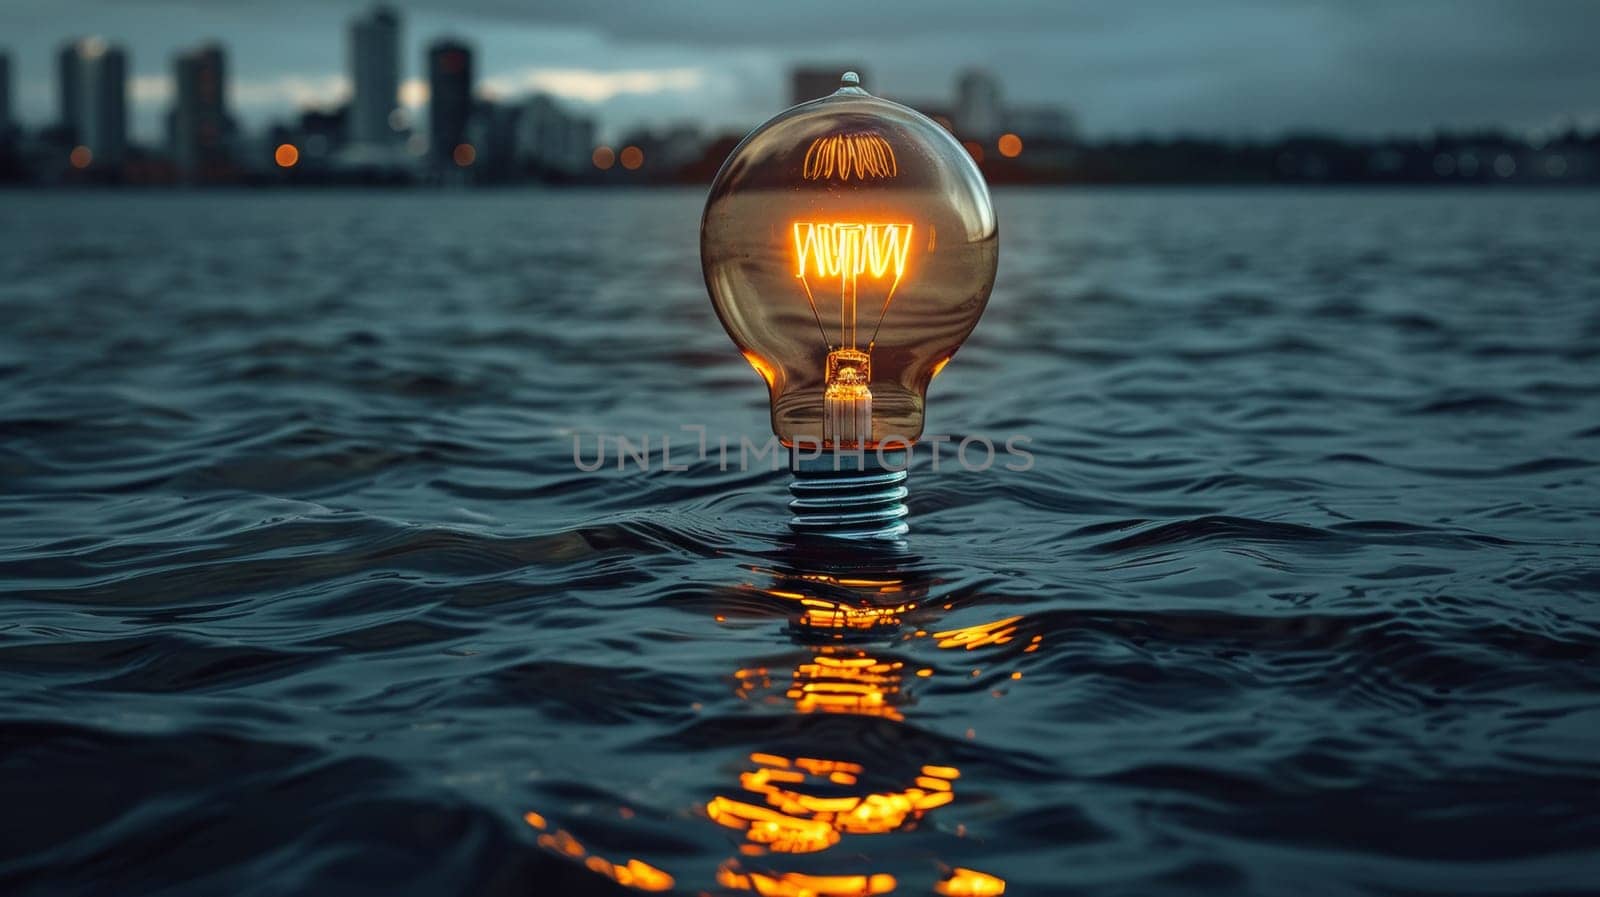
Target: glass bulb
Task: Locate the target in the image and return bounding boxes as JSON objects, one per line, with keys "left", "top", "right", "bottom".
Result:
{"left": 702, "top": 72, "right": 998, "bottom": 451}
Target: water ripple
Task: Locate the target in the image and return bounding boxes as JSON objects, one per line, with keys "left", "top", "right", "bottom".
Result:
{"left": 2, "top": 189, "right": 1598, "bottom": 896}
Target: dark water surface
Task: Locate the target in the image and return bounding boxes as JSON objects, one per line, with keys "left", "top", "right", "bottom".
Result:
{"left": 2, "top": 189, "right": 1598, "bottom": 896}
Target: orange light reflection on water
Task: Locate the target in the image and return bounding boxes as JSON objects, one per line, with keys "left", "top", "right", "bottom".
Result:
{"left": 708, "top": 750, "right": 960, "bottom": 858}
{"left": 762, "top": 580, "right": 914, "bottom": 636}
{"left": 521, "top": 811, "right": 673, "bottom": 892}
{"left": 709, "top": 576, "right": 1016, "bottom": 896}
{"left": 936, "top": 866, "right": 1008, "bottom": 896}
{"left": 931, "top": 616, "right": 1021, "bottom": 650}
{"left": 718, "top": 860, "right": 897, "bottom": 897}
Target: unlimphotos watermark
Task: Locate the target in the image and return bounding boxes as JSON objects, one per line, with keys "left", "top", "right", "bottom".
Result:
{"left": 570, "top": 426, "right": 1033, "bottom": 473}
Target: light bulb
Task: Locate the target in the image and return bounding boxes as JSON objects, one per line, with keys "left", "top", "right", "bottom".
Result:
{"left": 701, "top": 72, "right": 998, "bottom": 540}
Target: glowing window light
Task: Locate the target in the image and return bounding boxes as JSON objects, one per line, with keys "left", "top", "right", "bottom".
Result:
{"left": 997, "top": 133, "right": 1022, "bottom": 158}
{"left": 69, "top": 145, "right": 93, "bottom": 169}
{"left": 620, "top": 145, "right": 645, "bottom": 170}
{"left": 273, "top": 143, "right": 299, "bottom": 168}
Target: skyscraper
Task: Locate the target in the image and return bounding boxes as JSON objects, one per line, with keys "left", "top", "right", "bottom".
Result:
{"left": 172, "top": 43, "right": 232, "bottom": 182}
{"left": 56, "top": 39, "right": 83, "bottom": 141}
{"left": 78, "top": 38, "right": 128, "bottom": 169}
{"left": 954, "top": 69, "right": 1003, "bottom": 140}
{"left": 0, "top": 52, "right": 12, "bottom": 142}
{"left": 349, "top": 6, "right": 401, "bottom": 147}
{"left": 427, "top": 39, "right": 473, "bottom": 168}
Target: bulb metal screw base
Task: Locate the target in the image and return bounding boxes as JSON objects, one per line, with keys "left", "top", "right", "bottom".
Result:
{"left": 788, "top": 449, "right": 909, "bottom": 541}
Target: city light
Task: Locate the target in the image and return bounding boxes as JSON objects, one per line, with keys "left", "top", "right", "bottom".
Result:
{"left": 620, "top": 145, "right": 644, "bottom": 170}
{"left": 963, "top": 140, "right": 984, "bottom": 163}
{"left": 452, "top": 143, "right": 475, "bottom": 166}
{"left": 273, "top": 143, "right": 299, "bottom": 168}
{"left": 69, "top": 146, "right": 93, "bottom": 169}
{"left": 997, "top": 132, "right": 1023, "bottom": 158}
{"left": 592, "top": 145, "right": 616, "bottom": 170}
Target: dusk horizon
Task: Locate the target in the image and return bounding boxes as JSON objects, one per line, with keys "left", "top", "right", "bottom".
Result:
{"left": 3, "top": 0, "right": 1598, "bottom": 145}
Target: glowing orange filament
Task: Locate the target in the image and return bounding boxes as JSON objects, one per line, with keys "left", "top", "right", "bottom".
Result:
{"left": 792, "top": 221, "right": 913, "bottom": 351}
{"left": 802, "top": 133, "right": 898, "bottom": 181}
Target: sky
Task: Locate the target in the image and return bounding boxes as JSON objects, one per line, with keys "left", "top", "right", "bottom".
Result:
{"left": 2, "top": 0, "right": 1597, "bottom": 144}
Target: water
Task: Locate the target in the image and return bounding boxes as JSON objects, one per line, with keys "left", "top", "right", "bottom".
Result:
{"left": 2, "top": 188, "right": 1598, "bottom": 896}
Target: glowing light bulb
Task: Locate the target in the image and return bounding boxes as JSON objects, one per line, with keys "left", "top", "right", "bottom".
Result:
{"left": 702, "top": 71, "right": 998, "bottom": 540}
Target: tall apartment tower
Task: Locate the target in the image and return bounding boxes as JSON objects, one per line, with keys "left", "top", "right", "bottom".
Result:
{"left": 350, "top": 6, "right": 401, "bottom": 146}
{"left": 173, "top": 43, "right": 232, "bottom": 181}
{"left": 427, "top": 38, "right": 473, "bottom": 167}
{"left": 78, "top": 38, "right": 128, "bottom": 168}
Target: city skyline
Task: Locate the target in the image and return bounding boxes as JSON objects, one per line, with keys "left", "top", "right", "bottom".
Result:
{"left": 2, "top": 0, "right": 1598, "bottom": 146}
{"left": 3, "top": 3, "right": 1597, "bottom": 189}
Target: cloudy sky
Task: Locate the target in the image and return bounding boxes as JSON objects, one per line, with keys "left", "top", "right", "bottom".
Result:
{"left": 3, "top": 0, "right": 1597, "bottom": 143}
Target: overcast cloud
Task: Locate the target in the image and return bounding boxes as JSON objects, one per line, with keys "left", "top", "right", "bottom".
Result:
{"left": 2, "top": 0, "right": 1596, "bottom": 142}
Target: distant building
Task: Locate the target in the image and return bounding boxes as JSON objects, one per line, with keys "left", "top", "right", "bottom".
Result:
{"left": 954, "top": 69, "right": 1003, "bottom": 139}
{"left": 296, "top": 105, "right": 348, "bottom": 161}
{"left": 791, "top": 66, "right": 866, "bottom": 106}
{"left": 349, "top": 6, "right": 401, "bottom": 147}
{"left": 1004, "top": 105, "right": 1076, "bottom": 143}
{"left": 427, "top": 39, "right": 473, "bottom": 169}
{"left": 56, "top": 39, "right": 83, "bottom": 141}
{"left": 654, "top": 124, "right": 706, "bottom": 172}
{"left": 172, "top": 43, "right": 233, "bottom": 182}
{"left": 613, "top": 125, "right": 707, "bottom": 180}
{"left": 0, "top": 52, "right": 11, "bottom": 141}
{"left": 77, "top": 38, "right": 128, "bottom": 169}
{"left": 515, "top": 94, "right": 595, "bottom": 176}
{"left": 464, "top": 99, "right": 519, "bottom": 180}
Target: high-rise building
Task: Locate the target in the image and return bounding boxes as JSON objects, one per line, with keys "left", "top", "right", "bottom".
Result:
{"left": 790, "top": 66, "right": 866, "bottom": 106}
{"left": 78, "top": 38, "right": 128, "bottom": 169}
{"left": 349, "top": 6, "right": 401, "bottom": 147}
{"left": 172, "top": 43, "right": 232, "bottom": 182}
{"left": 464, "top": 99, "right": 520, "bottom": 181}
{"left": 427, "top": 38, "right": 473, "bottom": 168}
{"left": 515, "top": 94, "right": 596, "bottom": 176}
{"left": 0, "top": 52, "right": 12, "bottom": 142}
{"left": 56, "top": 39, "right": 83, "bottom": 140}
{"left": 954, "top": 69, "right": 1003, "bottom": 139}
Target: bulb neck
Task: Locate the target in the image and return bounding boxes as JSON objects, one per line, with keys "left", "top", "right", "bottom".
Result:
{"left": 787, "top": 448, "right": 909, "bottom": 542}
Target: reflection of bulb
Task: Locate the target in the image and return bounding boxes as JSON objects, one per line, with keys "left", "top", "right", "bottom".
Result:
{"left": 702, "top": 72, "right": 999, "bottom": 540}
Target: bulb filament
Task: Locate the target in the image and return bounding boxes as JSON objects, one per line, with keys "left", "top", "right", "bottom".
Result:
{"left": 792, "top": 221, "right": 913, "bottom": 448}
{"left": 802, "top": 133, "right": 898, "bottom": 181}
{"left": 792, "top": 222, "right": 912, "bottom": 351}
